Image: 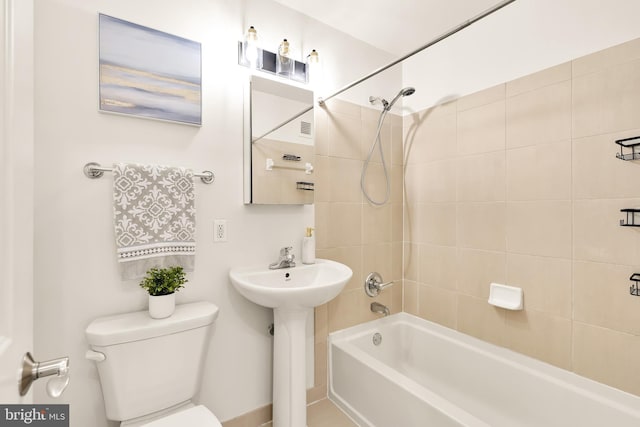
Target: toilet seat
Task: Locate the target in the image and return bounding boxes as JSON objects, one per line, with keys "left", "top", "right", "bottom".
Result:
{"left": 140, "top": 405, "right": 221, "bottom": 427}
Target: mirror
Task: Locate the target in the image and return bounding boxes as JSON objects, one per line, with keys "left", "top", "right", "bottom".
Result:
{"left": 243, "top": 75, "right": 315, "bottom": 204}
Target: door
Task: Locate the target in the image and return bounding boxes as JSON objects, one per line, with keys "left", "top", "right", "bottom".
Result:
{"left": 0, "top": 0, "right": 34, "bottom": 402}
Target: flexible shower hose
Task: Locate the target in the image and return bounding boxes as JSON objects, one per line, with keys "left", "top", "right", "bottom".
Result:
{"left": 361, "top": 108, "right": 391, "bottom": 206}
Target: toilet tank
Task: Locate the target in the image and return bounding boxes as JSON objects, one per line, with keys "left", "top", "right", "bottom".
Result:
{"left": 86, "top": 301, "right": 219, "bottom": 422}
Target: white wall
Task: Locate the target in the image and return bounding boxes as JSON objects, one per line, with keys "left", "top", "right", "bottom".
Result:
{"left": 32, "top": 0, "right": 394, "bottom": 424}
{"left": 403, "top": 0, "right": 640, "bottom": 112}
{"left": 0, "top": 0, "right": 34, "bottom": 403}
{"left": 252, "top": 84, "right": 314, "bottom": 145}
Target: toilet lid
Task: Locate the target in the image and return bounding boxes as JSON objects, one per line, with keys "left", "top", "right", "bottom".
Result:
{"left": 140, "top": 405, "right": 221, "bottom": 427}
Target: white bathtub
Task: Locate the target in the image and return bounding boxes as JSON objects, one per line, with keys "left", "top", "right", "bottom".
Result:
{"left": 329, "top": 313, "right": 640, "bottom": 427}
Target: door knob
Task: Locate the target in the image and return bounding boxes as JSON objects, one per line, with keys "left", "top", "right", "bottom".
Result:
{"left": 19, "top": 352, "right": 69, "bottom": 397}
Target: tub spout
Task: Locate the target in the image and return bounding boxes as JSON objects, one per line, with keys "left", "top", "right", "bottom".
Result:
{"left": 371, "top": 302, "right": 390, "bottom": 316}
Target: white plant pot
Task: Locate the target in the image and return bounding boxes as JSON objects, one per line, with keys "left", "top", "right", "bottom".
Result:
{"left": 148, "top": 293, "right": 175, "bottom": 319}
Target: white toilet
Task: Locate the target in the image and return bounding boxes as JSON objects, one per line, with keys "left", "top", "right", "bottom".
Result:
{"left": 85, "top": 301, "right": 222, "bottom": 426}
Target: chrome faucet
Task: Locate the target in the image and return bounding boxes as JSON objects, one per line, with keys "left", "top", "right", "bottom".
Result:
{"left": 269, "top": 246, "right": 296, "bottom": 269}
{"left": 371, "top": 302, "right": 390, "bottom": 316}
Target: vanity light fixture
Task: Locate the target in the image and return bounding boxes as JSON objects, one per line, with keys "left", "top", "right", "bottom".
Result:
{"left": 238, "top": 29, "right": 317, "bottom": 84}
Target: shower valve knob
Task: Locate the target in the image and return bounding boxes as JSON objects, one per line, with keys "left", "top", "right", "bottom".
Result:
{"left": 364, "top": 272, "right": 395, "bottom": 297}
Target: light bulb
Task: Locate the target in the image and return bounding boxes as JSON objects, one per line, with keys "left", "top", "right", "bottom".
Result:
{"left": 306, "top": 49, "right": 321, "bottom": 85}
{"left": 277, "top": 38, "right": 293, "bottom": 77}
{"left": 278, "top": 39, "right": 290, "bottom": 58}
{"left": 244, "top": 26, "right": 259, "bottom": 68}
{"left": 307, "top": 49, "right": 319, "bottom": 64}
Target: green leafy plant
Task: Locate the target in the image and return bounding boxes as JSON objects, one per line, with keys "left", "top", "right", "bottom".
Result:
{"left": 139, "top": 266, "right": 187, "bottom": 296}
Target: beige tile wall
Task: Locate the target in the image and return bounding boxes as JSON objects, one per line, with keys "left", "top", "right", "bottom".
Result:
{"left": 251, "top": 139, "right": 314, "bottom": 204}
{"left": 405, "top": 37, "right": 640, "bottom": 397}
{"left": 312, "top": 98, "right": 404, "bottom": 399}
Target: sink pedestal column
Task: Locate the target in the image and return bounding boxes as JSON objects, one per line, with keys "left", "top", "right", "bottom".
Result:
{"left": 272, "top": 307, "right": 308, "bottom": 427}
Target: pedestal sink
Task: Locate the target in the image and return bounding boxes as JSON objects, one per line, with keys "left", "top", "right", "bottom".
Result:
{"left": 229, "top": 259, "right": 352, "bottom": 427}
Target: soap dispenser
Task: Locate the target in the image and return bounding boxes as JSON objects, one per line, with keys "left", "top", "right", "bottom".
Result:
{"left": 302, "top": 227, "right": 315, "bottom": 264}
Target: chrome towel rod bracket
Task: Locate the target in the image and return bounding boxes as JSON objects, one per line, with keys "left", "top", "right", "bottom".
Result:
{"left": 83, "top": 162, "right": 215, "bottom": 184}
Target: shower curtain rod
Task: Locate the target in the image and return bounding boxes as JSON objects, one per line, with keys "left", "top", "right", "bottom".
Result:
{"left": 253, "top": 0, "right": 517, "bottom": 143}
{"left": 317, "top": 0, "right": 517, "bottom": 105}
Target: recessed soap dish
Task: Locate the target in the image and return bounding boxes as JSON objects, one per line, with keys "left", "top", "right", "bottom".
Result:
{"left": 488, "top": 283, "right": 523, "bottom": 310}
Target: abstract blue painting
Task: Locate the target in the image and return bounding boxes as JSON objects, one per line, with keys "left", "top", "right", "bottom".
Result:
{"left": 99, "top": 14, "right": 202, "bottom": 125}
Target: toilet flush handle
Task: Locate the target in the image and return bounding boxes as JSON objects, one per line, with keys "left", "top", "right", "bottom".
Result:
{"left": 85, "top": 349, "right": 106, "bottom": 362}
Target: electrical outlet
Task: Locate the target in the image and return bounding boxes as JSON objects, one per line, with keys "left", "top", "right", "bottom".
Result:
{"left": 214, "top": 219, "right": 227, "bottom": 242}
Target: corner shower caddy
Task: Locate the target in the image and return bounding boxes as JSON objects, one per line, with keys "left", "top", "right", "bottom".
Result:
{"left": 619, "top": 209, "right": 640, "bottom": 227}
{"left": 296, "top": 181, "right": 314, "bottom": 191}
{"left": 615, "top": 136, "right": 640, "bottom": 161}
{"left": 616, "top": 136, "right": 640, "bottom": 226}
{"left": 629, "top": 274, "right": 640, "bottom": 297}
{"left": 615, "top": 137, "right": 640, "bottom": 296}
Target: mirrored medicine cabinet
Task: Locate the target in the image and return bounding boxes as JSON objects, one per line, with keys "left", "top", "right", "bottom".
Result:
{"left": 243, "top": 75, "right": 315, "bottom": 205}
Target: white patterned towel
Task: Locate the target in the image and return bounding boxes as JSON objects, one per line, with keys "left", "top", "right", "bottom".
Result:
{"left": 113, "top": 163, "right": 196, "bottom": 280}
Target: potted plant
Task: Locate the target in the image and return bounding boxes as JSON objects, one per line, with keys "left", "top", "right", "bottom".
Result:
{"left": 139, "top": 266, "right": 187, "bottom": 319}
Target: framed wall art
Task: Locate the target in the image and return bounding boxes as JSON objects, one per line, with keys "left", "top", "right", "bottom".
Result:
{"left": 98, "top": 14, "right": 202, "bottom": 125}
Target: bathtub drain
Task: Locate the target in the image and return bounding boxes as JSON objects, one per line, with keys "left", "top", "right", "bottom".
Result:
{"left": 372, "top": 332, "right": 382, "bottom": 346}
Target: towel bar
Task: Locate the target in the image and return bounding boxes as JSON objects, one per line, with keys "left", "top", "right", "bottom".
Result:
{"left": 83, "top": 162, "right": 215, "bottom": 184}
{"left": 265, "top": 158, "right": 314, "bottom": 174}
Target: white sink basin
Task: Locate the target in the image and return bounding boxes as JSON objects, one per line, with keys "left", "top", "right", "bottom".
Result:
{"left": 229, "top": 258, "right": 353, "bottom": 427}
{"left": 229, "top": 259, "right": 352, "bottom": 309}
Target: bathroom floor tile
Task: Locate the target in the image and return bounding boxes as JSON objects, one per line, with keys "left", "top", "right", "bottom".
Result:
{"left": 259, "top": 398, "right": 357, "bottom": 427}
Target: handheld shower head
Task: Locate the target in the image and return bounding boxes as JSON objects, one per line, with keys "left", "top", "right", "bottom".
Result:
{"left": 401, "top": 87, "right": 416, "bottom": 97}
{"left": 385, "top": 87, "right": 416, "bottom": 111}
{"left": 362, "top": 86, "right": 416, "bottom": 206}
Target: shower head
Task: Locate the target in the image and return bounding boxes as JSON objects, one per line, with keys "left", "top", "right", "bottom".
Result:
{"left": 401, "top": 87, "right": 416, "bottom": 97}
{"left": 385, "top": 87, "right": 416, "bottom": 111}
